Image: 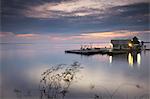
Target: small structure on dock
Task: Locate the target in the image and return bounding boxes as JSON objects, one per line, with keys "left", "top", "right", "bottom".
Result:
{"left": 111, "top": 36, "right": 142, "bottom": 51}
{"left": 111, "top": 39, "right": 131, "bottom": 50}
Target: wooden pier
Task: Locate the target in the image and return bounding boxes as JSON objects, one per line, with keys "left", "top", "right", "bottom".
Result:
{"left": 65, "top": 36, "right": 150, "bottom": 56}
{"left": 65, "top": 48, "right": 128, "bottom": 56}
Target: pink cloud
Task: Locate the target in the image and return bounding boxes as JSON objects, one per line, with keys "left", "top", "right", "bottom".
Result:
{"left": 80, "top": 31, "right": 138, "bottom": 39}
{"left": 16, "top": 34, "right": 36, "bottom": 38}
{"left": 0, "top": 32, "right": 15, "bottom": 37}
{"left": 1, "top": 30, "right": 148, "bottom": 43}
{"left": 48, "top": 30, "right": 139, "bottom": 42}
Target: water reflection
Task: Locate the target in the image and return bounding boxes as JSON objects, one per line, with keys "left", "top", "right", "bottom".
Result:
{"left": 128, "top": 53, "right": 134, "bottom": 67}
{"left": 1, "top": 44, "right": 149, "bottom": 99}
{"left": 137, "top": 53, "right": 141, "bottom": 66}
{"left": 128, "top": 52, "right": 141, "bottom": 67}
{"left": 110, "top": 52, "right": 141, "bottom": 67}
{"left": 109, "top": 56, "right": 112, "bottom": 63}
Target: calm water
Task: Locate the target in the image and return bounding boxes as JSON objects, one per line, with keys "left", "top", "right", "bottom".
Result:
{"left": 0, "top": 43, "right": 150, "bottom": 99}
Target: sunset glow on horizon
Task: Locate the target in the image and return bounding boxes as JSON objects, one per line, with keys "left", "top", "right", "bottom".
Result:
{"left": 0, "top": 30, "right": 149, "bottom": 43}
{"left": 16, "top": 34, "right": 36, "bottom": 38}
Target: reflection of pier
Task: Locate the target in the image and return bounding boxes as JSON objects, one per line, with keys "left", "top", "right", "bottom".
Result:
{"left": 109, "top": 52, "right": 141, "bottom": 67}
{"left": 128, "top": 52, "right": 141, "bottom": 66}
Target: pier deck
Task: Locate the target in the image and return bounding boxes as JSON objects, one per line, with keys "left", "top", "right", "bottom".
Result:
{"left": 65, "top": 48, "right": 128, "bottom": 56}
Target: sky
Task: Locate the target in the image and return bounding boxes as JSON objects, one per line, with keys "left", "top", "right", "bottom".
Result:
{"left": 1, "top": 0, "right": 150, "bottom": 43}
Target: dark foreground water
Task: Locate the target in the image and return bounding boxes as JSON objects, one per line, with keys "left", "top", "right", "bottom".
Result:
{"left": 0, "top": 43, "right": 150, "bottom": 99}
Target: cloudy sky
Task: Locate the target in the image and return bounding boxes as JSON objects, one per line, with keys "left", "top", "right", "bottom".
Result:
{"left": 1, "top": 0, "right": 150, "bottom": 43}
